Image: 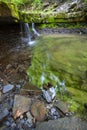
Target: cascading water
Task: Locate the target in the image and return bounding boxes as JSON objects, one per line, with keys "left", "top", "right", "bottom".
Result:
{"left": 21, "top": 22, "right": 40, "bottom": 45}
{"left": 24, "top": 23, "right": 31, "bottom": 43}
{"left": 32, "top": 23, "right": 40, "bottom": 36}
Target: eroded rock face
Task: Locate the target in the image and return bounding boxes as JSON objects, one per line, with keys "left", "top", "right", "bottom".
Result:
{"left": 0, "top": 0, "right": 87, "bottom": 24}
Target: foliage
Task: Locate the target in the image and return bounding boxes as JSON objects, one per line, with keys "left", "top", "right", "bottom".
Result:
{"left": 34, "top": 0, "right": 41, "bottom": 4}
{"left": 0, "top": 0, "right": 41, "bottom": 6}
{"left": 67, "top": 99, "right": 79, "bottom": 113}
{"left": 84, "top": 0, "right": 87, "bottom": 2}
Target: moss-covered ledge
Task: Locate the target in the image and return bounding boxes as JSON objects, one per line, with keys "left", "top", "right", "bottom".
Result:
{"left": 19, "top": 10, "right": 87, "bottom": 23}
{"left": 0, "top": 1, "right": 19, "bottom": 23}
{"left": 0, "top": 0, "right": 87, "bottom": 25}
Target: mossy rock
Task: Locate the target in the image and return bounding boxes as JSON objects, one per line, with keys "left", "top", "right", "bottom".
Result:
{"left": 0, "top": 1, "right": 19, "bottom": 23}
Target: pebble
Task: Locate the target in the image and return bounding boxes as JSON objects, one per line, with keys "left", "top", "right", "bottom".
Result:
{"left": 2, "top": 84, "right": 14, "bottom": 93}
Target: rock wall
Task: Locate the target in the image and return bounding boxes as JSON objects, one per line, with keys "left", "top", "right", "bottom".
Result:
{"left": 0, "top": 0, "right": 87, "bottom": 25}
{"left": 0, "top": 1, "right": 19, "bottom": 24}
{"left": 19, "top": 0, "right": 87, "bottom": 24}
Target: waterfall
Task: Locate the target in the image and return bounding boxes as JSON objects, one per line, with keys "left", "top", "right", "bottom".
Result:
{"left": 24, "top": 23, "right": 31, "bottom": 43}
{"left": 20, "top": 22, "right": 40, "bottom": 45}
{"left": 32, "top": 23, "right": 40, "bottom": 36}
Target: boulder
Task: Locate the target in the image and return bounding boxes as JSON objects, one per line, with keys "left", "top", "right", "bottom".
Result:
{"left": 13, "top": 95, "right": 31, "bottom": 119}
{"left": 35, "top": 116, "right": 87, "bottom": 130}
{"left": 30, "top": 100, "right": 47, "bottom": 121}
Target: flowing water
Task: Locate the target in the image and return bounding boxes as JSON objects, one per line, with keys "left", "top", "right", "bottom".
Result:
{"left": 0, "top": 24, "right": 87, "bottom": 120}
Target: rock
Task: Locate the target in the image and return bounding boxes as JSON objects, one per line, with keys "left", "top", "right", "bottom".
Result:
{"left": 54, "top": 100, "right": 68, "bottom": 114}
{"left": 42, "top": 2, "right": 49, "bottom": 8}
{"left": 20, "top": 83, "right": 41, "bottom": 96}
{"left": 0, "top": 125, "right": 6, "bottom": 130}
{"left": 49, "top": 107, "right": 60, "bottom": 120}
{"left": 13, "top": 95, "right": 31, "bottom": 119}
{"left": 0, "top": 108, "right": 9, "bottom": 122}
{"left": 2, "top": 84, "right": 14, "bottom": 93}
{"left": 6, "top": 64, "right": 12, "bottom": 70}
{"left": 35, "top": 116, "right": 87, "bottom": 130}
{"left": 42, "top": 86, "right": 57, "bottom": 103}
{"left": 26, "top": 112, "right": 34, "bottom": 127}
{"left": 0, "top": 91, "right": 2, "bottom": 97}
{"left": 31, "top": 100, "right": 47, "bottom": 121}
{"left": 16, "top": 84, "right": 21, "bottom": 89}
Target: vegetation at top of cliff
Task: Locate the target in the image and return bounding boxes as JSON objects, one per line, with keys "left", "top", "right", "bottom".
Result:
{"left": 0, "top": 0, "right": 41, "bottom": 6}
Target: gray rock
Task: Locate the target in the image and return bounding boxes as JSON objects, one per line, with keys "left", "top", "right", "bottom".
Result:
{"left": 35, "top": 116, "right": 87, "bottom": 130}
{"left": 0, "top": 125, "right": 6, "bottom": 130}
{"left": 0, "top": 91, "right": 2, "bottom": 97}
{"left": 13, "top": 95, "right": 31, "bottom": 119}
{"left": 26, "top": 112, "right": 34, "bottom": 127}
{"left": 0, "top": 108, "right": 9, "bottom": 122}
{"left": 49, "top": 107, "right": 60, "bottom": 119}
{"left": 2, "top": 84, "right": 14, "bottom": 93}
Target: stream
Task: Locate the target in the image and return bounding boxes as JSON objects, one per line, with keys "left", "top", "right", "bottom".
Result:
{"left": 0, "top": 23, "right": 87, "bottom": 130}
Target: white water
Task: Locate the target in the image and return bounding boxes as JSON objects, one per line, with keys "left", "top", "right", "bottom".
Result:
{"left": 24, "top": 23, "right": 31, "bottom": 43}
{"left": 32, "top": 23, "right": 40, "bottom": 36}
{"left": 21, "top": 22, "right": 40, "bottom": 45}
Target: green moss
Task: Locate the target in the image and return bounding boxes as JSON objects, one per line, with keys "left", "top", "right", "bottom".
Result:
{"left": 0, "top": 1, "right": 19, "bottom": 19}
{"left": 68, "top": 87, "right": 87, "bottom": 104}
{"left": 67, "top": 87, "right": 87, "bottom": 119}
{"left": 57, "top": 87, "right": 87, "bottom": 119}
{"left": 8, "top": 3, "right": 19, "bottom": 19}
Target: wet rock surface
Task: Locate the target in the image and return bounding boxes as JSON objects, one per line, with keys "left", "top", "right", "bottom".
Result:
{"left": 38, "top": 28, "right": 87, "bottom": 35}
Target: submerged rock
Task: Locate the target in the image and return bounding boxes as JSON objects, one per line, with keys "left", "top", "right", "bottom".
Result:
{"left": 13, "top": 95, "right": 31, "bottom": 119}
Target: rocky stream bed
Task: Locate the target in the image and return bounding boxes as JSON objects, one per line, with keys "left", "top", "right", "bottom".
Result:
{"left": 0, "top": 24, "right": 87, "bottom": 130}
